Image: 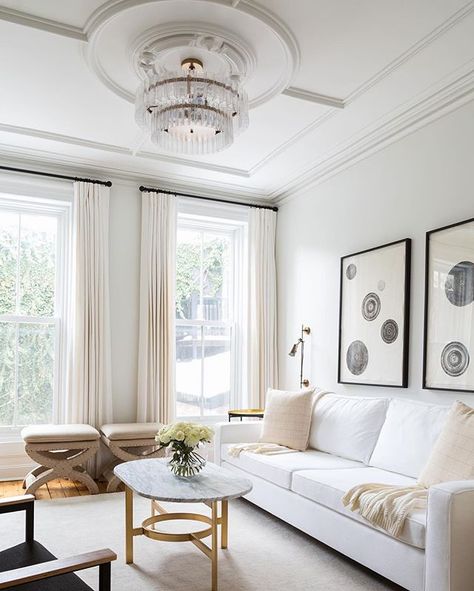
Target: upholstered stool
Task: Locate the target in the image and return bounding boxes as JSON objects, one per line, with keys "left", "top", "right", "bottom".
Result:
{"left": 100, "top": 423, "right": 164, "bottom": 492}
{"left": 21, "top": 424, "right": 100, "bottom": 496}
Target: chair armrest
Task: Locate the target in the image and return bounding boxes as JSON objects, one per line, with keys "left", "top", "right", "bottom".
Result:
{"left": 213, "top": 421, "right": 263, "bottom": 465}
{"left": 0, "top": 548, "right": 117, "bottom": 590}
{"left": 425, "top": 480, "right": 474, "bottom": 591}
{"left": 0, "top": 495, "right": 35, "bottom": 542}
{"left": 0, "top": 495, "right": 34, "bottom": 511}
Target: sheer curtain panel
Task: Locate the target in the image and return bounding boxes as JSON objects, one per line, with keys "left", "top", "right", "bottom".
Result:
{"left": 248, "top": 208, "right": 278, "bottom": 407}
{"left": 66, "top": 181, "right": 113, "bottom": 427}
{"left": 137, "top": 191, "right": 177, "bottom": 424}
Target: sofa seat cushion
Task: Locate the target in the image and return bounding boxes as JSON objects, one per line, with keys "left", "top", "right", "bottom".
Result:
{"left": 221, "top": 444, "right": 362, "bottom": 489}
{"left": 291, "top": 467, "right": 426, "bottom": 548}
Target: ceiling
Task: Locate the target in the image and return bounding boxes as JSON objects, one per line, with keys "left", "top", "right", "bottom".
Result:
{"left": 0, "top": 0, "right": 473, "bottom": 203}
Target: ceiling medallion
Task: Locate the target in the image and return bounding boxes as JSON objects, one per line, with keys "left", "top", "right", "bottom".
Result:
{"left": 135, "top": 51, "right": 249, "bottom": 155}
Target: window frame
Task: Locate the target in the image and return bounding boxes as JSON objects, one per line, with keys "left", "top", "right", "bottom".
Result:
{"left": 175, "top": 204, "right": 248, "bottom": 422}
{"left": 0, "top": 193, "right": 72, "bottom": 438}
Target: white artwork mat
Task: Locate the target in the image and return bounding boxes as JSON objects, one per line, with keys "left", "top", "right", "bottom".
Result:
{"left": 339, "top": 241, "right": 408, "bottom": 386}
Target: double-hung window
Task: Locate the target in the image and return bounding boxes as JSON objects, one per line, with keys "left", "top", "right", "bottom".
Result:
{"left": 175, "top": 207, "right": 247, "bottom": 420}
{"left": 0, "top": 194, "right": 71, "bottom": 434}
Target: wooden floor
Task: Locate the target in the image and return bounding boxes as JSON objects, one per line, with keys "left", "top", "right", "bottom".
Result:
{"left": 0, "top": 479, "right": 107, "bottom": 500}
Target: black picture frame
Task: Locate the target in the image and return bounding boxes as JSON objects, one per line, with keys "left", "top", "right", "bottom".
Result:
{"left": 423, "top": 216, "right": 474, "bottom": 393}
{"left": 338, "top": 238, "right": 411, "bottom": 388}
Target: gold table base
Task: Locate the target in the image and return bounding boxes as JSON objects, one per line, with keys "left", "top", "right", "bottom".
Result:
{"left": 125, "top": 486, "right": 228, "bottom": 591}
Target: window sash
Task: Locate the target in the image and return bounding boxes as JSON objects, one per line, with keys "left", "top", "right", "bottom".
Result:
{"left": 175, "top": 211, "right": 247, "bottom": 420}
{"left": 0, "top": 194, "right": 71, "bottom": 435}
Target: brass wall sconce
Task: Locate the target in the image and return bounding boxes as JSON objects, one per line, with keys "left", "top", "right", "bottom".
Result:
{"left": 288, "top": 325, "right": 311, "bottom": 388}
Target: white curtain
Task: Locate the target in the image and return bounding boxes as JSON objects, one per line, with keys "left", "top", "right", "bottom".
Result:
{"left": 248, "top": 208, "right": 278, "bottom": 408}
{"left": 137, "top": 191, "right": 177, "bottom": 424}
{"left": 66, "top": 181, "right": 113, "bottom": 428}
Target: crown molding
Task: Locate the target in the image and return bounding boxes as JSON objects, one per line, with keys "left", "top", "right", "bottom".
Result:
{"left": 0, "top": 6, "right": 86, "bottom": 40}
{"left": 282, "top": 87, "right": 344, "bottom": 108}
{"left": 0, "top": 146, "right": 268, "bottom": 203}
{"left": 345, "top": 1, "right": 474, "bottom": 104}
{"left": 272, "top": 65, "right": 474, "bottom": 205}
{"left": 0, "top": 123, "right": 250, "bottom": 178}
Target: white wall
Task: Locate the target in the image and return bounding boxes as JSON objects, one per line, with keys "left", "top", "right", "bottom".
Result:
{"left": 276, "top": 100, "right": 474, "bottom": 407}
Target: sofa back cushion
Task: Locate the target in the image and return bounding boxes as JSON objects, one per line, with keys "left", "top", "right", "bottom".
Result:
{"left": 308, "top": 394, "right": 389, "bottom": 463}
{"left": 369, "top": 398, "right": 449, "bottom": 478}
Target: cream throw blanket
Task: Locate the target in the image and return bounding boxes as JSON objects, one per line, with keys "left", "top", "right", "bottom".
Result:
{"left": 342, "top": 483, "right": 428, "bottom": 537}
{"left": 228, "top": 443, "right": 299, "bottom": 457}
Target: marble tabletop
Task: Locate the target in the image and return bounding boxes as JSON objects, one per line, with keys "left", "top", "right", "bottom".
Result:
{"left": 114, "top": 459, "right": 252, "bottom": 503}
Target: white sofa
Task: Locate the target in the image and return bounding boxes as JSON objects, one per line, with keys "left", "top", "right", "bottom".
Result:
{"left": 214, "top": 394, "right": 474, "bottom": 591}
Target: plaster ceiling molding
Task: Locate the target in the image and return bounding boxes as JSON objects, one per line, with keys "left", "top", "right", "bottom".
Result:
{"left": 83, "top": 0, "right": 300, "bottom": 110}
{"left": 271, "top": 62, "right": 474, "bottom": 204}
{"left": 0, "top": 144, "right": 267, "bottom": 201}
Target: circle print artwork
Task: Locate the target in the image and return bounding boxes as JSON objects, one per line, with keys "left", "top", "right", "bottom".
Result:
{"left": 346, "top": 340, "right": 369, "bottom": 375}
{"left": 381, "top": 319, "right": 399, "bottom": 344}
{"left": 377, "top": 280, "right": 386, "bottom": 292}
{"left": 362, "top": 292, "right": 381, "bottom": 321}
{"left": 445, "top": 261, "right": 474, "bottom": 307}
{"left": 346, "top": 264, "right": 357, "bottom": 280}
{"left": 440, "top": 341, "right": 470, "bottom": 377}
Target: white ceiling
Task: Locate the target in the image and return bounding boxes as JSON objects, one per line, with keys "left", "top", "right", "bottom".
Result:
{"left": 0, "top": 0, "right": 473, "bottom": 203}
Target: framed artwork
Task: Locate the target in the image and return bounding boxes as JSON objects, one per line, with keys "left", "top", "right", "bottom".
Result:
{"left": 423, "top": 217, "right": 474, "bottom": 392}
{"left": 338, "top": 238, "right": 411, "bottom": 387}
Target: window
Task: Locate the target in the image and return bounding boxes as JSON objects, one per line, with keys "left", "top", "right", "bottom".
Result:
{"left": 0, "top": 195, "right": 70, "bottom": 433}
{"left": 175, "top": 211, "right": 247, "bottom": 419}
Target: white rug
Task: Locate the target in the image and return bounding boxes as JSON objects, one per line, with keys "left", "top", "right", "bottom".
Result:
{"left": 1, "top": 493, "right": 404, "bottom": 590}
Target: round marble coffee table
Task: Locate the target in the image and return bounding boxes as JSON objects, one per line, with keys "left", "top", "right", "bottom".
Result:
{"left": 114, "top": 458, "right": 252, "bottom": 591}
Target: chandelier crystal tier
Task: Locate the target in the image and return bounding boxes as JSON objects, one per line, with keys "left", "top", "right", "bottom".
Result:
{"left": 135, "top": 57, "right": 249, "bottom": 155}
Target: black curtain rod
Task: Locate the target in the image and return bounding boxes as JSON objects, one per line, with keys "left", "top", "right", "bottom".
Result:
{"left": 139, "top": 185, "right": 278, "bottom": 212}
{"left": 0, "top": 165, "right": 112, "bottom": 187}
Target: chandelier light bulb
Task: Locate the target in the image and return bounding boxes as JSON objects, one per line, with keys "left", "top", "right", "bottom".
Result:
{"left": 135, "top": 54, "right": 249, "bottom": 155}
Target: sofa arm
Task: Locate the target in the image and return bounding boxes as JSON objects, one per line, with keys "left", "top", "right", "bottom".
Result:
{"left": 425, "top": 480, "right": 474, "bottom": 591}
{"left": 213, "top": 421, "right": 263, "bottom": 465}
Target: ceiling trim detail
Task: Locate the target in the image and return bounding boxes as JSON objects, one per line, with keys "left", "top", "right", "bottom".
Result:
{"left": 0, "top": 146, "right": 266, "bottom": 201}
{"left": 273, "top": 64, "right": 474, "bottom": 205}
{"left": 282, "top": 87, "right": 344, "bottom": 108}
{"left": 345, "top": 1, "right": 474, "bottom": 104}
{"left": 0, "top": 6, "right": 86, "bottom": 40}
{"left": 0, "top": 123, "right": 251, "bottom": 178}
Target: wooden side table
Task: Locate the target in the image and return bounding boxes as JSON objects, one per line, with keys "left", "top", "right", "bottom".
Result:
{"left": 227, "top": 409, "right": 264, "bottom": 422}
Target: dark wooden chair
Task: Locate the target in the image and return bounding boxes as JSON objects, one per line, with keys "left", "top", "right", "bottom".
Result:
{"left": 0, "top": 495, "right": 116, "bottom": 590}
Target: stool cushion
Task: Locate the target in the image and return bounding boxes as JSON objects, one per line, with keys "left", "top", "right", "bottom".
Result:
{"left": 100, "top": 422, "right": 159, "bottom": 441}
{"left": 21, "top": 424, "right": 100, "bottom": 444}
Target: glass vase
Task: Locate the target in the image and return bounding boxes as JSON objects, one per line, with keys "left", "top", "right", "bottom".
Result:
{"left": 166, "top": 441, "right": 206, "bottom": 477}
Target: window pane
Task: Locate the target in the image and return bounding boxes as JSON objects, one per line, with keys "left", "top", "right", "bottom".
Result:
{"left": 0, "top": 322, "right": 16, "bottom": 426}
{"left": 176, "top": 325, "right": 202, "bottom": 417}
{"left": 0, "top": 211, "right": 19, "bottom": 315}
{"left": 19, "top": 214, "right": 57, "bottom": 316}
{"left": 176, "top": 229, "right": 201, "bottom": 320}
{"left": 202, "top": 235, "right": 231, "bottom": 321}
{"left": 17, "top": 322, "right": 55, "bottom": 426}
{"left": 203, "top": 326, "right": 231, "bottom": 416}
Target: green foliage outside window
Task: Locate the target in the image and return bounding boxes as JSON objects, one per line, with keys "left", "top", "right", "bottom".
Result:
{"left": 0, "top": 214, "right": 56, "bottom": 427}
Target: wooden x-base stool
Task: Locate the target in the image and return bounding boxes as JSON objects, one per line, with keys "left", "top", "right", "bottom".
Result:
{"left": 21, "top": 425, "right": 100, "bottom": 496}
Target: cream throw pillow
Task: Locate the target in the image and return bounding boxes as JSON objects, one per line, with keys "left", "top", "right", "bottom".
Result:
{"left": 259, "top": 387, "right": 315, "bottom": 451}
{"left": 418, "top": 401, "right": 474, "bottom": 487}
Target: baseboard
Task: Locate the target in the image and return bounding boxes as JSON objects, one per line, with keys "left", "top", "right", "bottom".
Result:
{"left": 0, "top": 441, "right": 35, "bottom": 481}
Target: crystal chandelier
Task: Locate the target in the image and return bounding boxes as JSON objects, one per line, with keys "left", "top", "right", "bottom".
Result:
{"left": 135, "top": 57, "right": 249, "bottom": 155}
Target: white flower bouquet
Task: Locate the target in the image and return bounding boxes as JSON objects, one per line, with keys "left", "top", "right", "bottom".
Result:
{"left": 156, "top": 422, "right": 214, "bottom": 477}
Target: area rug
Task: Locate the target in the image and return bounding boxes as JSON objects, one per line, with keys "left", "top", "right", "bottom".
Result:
{"left": 0, "top": 493, "right": 404, "bottom": 590}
